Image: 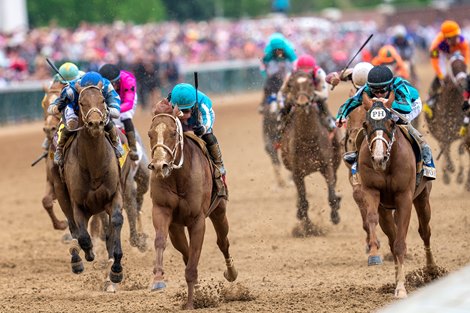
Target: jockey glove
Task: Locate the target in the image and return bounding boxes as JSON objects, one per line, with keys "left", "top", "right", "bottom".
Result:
{"left": 193, "top": 124, "right": 206, "bottom": 136}
{"left": 463, "top": 100, "right": 470, "bottom": 112}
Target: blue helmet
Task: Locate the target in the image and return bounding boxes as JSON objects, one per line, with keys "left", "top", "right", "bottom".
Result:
{"left": 170, "top": 83, "right": 197, "bottom": 110}
{"left": 270, "top": 38, "right": 285, "bottom": 50}
{"left": 80, "top": 71, "right": 103, "bottom": 87}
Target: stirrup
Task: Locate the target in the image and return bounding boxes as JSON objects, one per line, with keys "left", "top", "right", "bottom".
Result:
{"left": 54, "top": 150, "right": 64, "bottom": 166}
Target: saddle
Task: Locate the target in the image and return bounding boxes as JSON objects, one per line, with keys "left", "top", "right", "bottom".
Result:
{"left": 184, "top": 132, "right": 228, "bottom": 205}
{"left": 353, "top": 125, "right": 424, "bottom": 186}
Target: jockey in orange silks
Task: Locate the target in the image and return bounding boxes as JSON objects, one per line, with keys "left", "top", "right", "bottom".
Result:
{"left": 371, "top": 44, "right": 410, "bottom": 80}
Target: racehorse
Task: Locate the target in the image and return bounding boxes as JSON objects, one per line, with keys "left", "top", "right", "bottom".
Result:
{"left": 356, "top": 97, "right": 435, "bottom": 298}
{"left": 280, "top": 70, "right": 342, "bottom": 235}
{"left": 262, "top": 71, "right": 287, "bottom": 187}
{"left": 53, "top": 82, "right": 124, "bottom": 289}
{"left": 425, "top": 54, "right": 467, "bottom": 184}
{"left": 40, "top": 82, "right": 68, "bottom": 231}
{"left": 147, "top": 101, "right": 237, "bottom": 309}
{"left": 459, "top": 131, "right": 470, "bottom": 191}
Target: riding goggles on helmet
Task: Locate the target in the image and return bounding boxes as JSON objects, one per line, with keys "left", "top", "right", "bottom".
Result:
{"left": 370, "top": 85, "right": 390, "bottom": 94}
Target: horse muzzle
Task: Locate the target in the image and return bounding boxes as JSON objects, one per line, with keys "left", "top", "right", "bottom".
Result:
{"left": 86, "top": 120, "right": 105, "bottom": 137}
{"left": 371, "top": 156, "right": 388, "bottom": 171}
{"left": 148, "top": 161, "right": 172, "bottom": 178}
{"left": 296, "top": 94, "right": 310, "bottom": 106}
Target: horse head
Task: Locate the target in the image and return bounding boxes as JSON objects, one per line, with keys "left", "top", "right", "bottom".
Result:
{"left": 448, "top": 53, "right": 467, "bottom": 90}
{"left": 42, "top": 82, "right": 63, "bottom": 139}
{"left": 148, "top": 100, "right": 184, "bottom": 178}
{"left": 75, "top": 81, "right": 107, "bottom": 137}
{"left": 289, "top": 70, "right": 316, "bottom": 107}
{"left": 362, "top": 93, "right": 396, "bottom": 171}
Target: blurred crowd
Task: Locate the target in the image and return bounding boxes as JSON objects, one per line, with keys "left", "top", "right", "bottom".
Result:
{"left": 0, "top": 14, "right": 464, "bottom": 87}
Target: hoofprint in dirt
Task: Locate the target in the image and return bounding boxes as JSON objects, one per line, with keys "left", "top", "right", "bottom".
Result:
{"left": 0, "top": 64, "right": 469, "bottom": 312}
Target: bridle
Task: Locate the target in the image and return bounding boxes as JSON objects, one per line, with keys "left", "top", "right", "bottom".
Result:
{"left": 447, "top": 55, "right": 467, "bottom": 89}
{"left": 78, "top": 85, "right": 108, "bottom": 128}
{"left": 149, "top": 113, "right": 184, "bottom": 170}
{"left": 365, "top": 104, "right": 396, "bottom": 163}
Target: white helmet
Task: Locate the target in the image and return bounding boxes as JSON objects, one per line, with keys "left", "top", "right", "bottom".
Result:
{"left": 352, "top": 62, "right": 374, "bottom": 88}
{"left": 393, "top": 25, "right": 407, "bottom": 38}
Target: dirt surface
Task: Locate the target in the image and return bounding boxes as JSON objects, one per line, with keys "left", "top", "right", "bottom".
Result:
{"left": 1, "top": 65, "right": 469, "bottom": 313}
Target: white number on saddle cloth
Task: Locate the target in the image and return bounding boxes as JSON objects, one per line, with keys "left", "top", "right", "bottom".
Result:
{"left": 370, "top": 108, "right": 387, "bottom": 121}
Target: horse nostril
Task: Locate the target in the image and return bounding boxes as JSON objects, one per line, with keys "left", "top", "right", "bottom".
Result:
{"left": 88, "top": 121, "right": 93, "bottom": 127}
{"left": 51, "top": 127, "right": 56, "bottom": 132}
{"left": 148, "top": 163, "right": 154, "bottom": 170}
{"left": 99, "top": 121, "right": 104, "bottom": 127}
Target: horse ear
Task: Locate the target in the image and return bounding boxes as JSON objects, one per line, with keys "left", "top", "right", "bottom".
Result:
{"left": 75, "top": 81, "right": 82, "bottom": 93}
{"left": 173, "top": 106, "right": 183, "bottom": 118}
{"left": 42, "top": 83, "right": 49, "bottom": 92}
{"left": 362, "top": 92, "right": 372, "bottom": 110}
{"left": 385, "top": 91, "right": 395, "bottom": 108}
{"left": 97, "top": 81, "right": 103, "bottom": 89}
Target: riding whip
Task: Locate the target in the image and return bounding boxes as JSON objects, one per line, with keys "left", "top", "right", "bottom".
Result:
{"left": 46, "top": 58, "right": 68, "bottom": 85}
{"left": 193, "top": 72, "right": 201, "bottom": 126}
{"left": 31, "top": 151, "right": 48, "bottom": 167}
{"left": 331, "top": 34, "right": 374, "bottom": 90}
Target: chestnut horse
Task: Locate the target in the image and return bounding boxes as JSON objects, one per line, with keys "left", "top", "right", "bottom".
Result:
{"left": 53, "top": 82, "right": 124, "bottom": 289}
{"left": 40, "top": 81, "right": 68, "bottom": 230}
{"left": 147, "top": 102, "right": 237, "bottom": 309}
{"left": 356, "top": 99, "right": 435, "bottom": 298}
{"left": 280, "top": 70, "right": 342, "bottom": 234}
{"left": 425, "top": 54, "right": 467, "bottom": 184}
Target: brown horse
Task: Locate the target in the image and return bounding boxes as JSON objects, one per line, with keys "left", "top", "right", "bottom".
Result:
{"left": 262, "top": 72, "right": 287, "bottom": 187}
{"left": 280, "top": 70, "right": 342, "bottom": 234}
{"left": 53, "top": 82, "right": 124, "bottom": 289}
{"left": 40, "top": 82, "right": 68, "bottom": 231}
{"left": 460, "top": 131, "right": 470, "bottom": 191}
{"left": 147, "top": 101, "right": 237, "bottom": 309}
{"left": 425, "top": 54, "right": 467, "bottom": 184}
{"left": 356, "top": 99, "right": 435, "bottom": 298}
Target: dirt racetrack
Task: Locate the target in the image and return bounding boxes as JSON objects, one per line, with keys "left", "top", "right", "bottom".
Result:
{"left": 1, "top": 64, "right": 469, "bottom": 313}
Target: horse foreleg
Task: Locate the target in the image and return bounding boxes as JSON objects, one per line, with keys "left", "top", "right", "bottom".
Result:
{"left": 74, "top": 205, "right": 94, "bottom": 262}
{"left": 169, "top": 223, "right": 189, "bottom": 265}
{"left": 352, "top": 185, "right": 371, "bottom": 253}
{"left": 320, "top": 164, "right": 341, "bottom": 225}
{"left": 393, "top": 191, "right": 413, "bottom": 298}
{"left": 107, "top": 195, "right": 124, "bottom": 284}
{"left": 293, "top": 172, "right": 309, "bottom": 221}
{"left": 42, "top": 179, "right": 68, "bottom": 230}
{"left": 413, "top": 183, "right": 435, "bottom": 268}
{"left": 362, "top": 188, "right": 382, "bottom": 266}
{"left": 378, "top": 206, "right": 397, "bottom": 268}
{"left": 124, "top": 184, "right": 147, "bottom": 252}
{"left": 185, "top": 216, "right": 206, "bottom": 310}
{"left": 209, "top": 201, "right": 237, "bottom": 282}
{"left": 151, "top": 205, "right": 172, "bottom": 292}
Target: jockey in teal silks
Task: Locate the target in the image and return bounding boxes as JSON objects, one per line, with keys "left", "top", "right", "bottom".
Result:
{"left": 336, "top": 65, "right": 436, "bottom": 179}
{"left": 168, "top": 83, "right": 227, "bottom": 199}
{"left": 260, "top": 33, "right": 297, "bottom": 111}
{"left": 48, "top": 71, "right": 122, "bottom": 166}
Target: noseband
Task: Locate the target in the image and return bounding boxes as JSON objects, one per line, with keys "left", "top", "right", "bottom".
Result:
{"left": 78, "top": 85, "right": 107, "bottom": 126}
{"left": 149, "top": 113, "right": 184, "bottom": 170}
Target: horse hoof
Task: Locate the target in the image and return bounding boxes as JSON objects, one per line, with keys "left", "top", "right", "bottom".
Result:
{"left": 85, "top": 250, "right": 95, "bottom": 262}
{"left": 330, "top": 211, "right": 340, "bottom": 225}
{"left": 394, "top": 288, "right": 408, "bottom": 298}
{"left": 368, "top": 255, "right": 383, "bottom": 266}
{"left": 224, "top": 267, "right": 238, "bottom": 282}
{"left": 104, "top": 281, "right": 117, "bottom": 293}
{"left": 109, "top": 270, "right": 123, "bottom": 283}
{"left": 71, "top": 261, "right": 84, "bottom": 274}
{"left": 150, "top": 281, "right": 166, "bottom": 291}
{"left": 55, "top": 220, "right": 68, "bottom": 231}
{"left": 61, "top": 233, "right": 73, "bottom": 244}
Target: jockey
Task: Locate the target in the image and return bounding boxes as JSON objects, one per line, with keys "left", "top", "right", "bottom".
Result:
{"left": 424, "top": 20, "right": 470, "bottom": 118}
{"left": 371, "top": 45, "right": 410, "bottom": 80}
{"left": 99, "top": 64, "right": 139, "bottom": 160}
{"left": 390, "top": 25, "right": 418, "bottom": 84}
{"left": 41, "top": 62, "right": 82, "bottom": 152}
{"left": 278, "top": 54, "right": 335, "bottom": 131}
{"left": 336, "top": 65, "right": 436, "bottom": 179}
{"left": 260, "top": 33, "right": 297, "bottom": 111}
{"left": 326, "top": 61, "right": 374, "bottom": 95}
{"left": 168, "top": 83, "right": 227, "bottom": 198}
{"left": 48, "top": 71, "right": 122, "bottom": 166}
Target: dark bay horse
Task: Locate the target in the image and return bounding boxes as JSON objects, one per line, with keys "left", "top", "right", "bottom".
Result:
{"left": 356, "top": 99, "right": 435, "bottom": 298}
{"left": 40, "top": 82, "right": 68, "bottom": 231}
{"left": 425, "top": 54, "right": 467, "bottom": 184}
{"left": 262, "top": 72, "right": 288, "bottom": 187}
{"left": 54, "top": 82, "right": 124, "bottom": 289}
{"left": 280, "top": 70, "right": 342, "bottom": 235}
{"left": 147, "top": 101, "right": 237, "bottom": 309}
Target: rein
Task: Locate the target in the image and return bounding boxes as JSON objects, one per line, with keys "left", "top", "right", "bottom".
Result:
{"left": 150, "top": 113, "right": 184, "bottom": 170}
{"left": 78, "top": 85, "right": 107, "bottom": 127}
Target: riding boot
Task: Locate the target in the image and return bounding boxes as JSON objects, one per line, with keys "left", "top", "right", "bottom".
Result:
{"left": 126, "top": 130, "right": 139, "bottom": 160}
{"left": 207, "top": 142, "right": 228, "bottom": 199}
{"left": 105, "top": 121, "right": 124, "bottom": 158}
{"left": 318, "top": 101, "right": 336, "bottom": 132}
{"left": 54, "top": 127, "right": 73, "bottom": 166}
{"left": 423, "top": 76, "right": 441, "bottom": 119}
{"left": 405, "top": 124, "right": 436, "bottom": 179}
{"left": 42, "top": 137, "right": 50, "bottom": 151}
